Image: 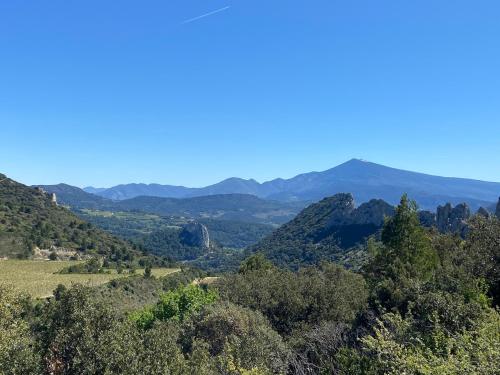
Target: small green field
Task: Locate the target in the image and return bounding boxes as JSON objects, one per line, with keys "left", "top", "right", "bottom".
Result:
{"left": 0, "top": 260, "right": 179, "bottom": 298}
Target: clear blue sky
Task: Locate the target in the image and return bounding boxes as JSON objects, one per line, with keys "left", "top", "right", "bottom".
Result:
{"left": 1, "top": 0, "right": 499, "bottom": 187}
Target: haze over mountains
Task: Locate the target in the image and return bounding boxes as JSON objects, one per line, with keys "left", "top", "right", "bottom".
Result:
{"left": 84, "top": 159, "right": 500, "bottom": 210}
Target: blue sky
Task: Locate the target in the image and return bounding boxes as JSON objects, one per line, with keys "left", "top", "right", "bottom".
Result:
{"left": 1, "top": 0, "right": 499, "bottom": 187}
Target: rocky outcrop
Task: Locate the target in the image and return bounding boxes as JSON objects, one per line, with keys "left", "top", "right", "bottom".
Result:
{"left": 180, "top": 222, "right": 210, "bottom": 249}
{"left": 477, "top": 207, "right": 490, "bottom": 218}
{"left": 496, "top": 198, "right": 500, "bottom": 219}
{"left": 419, "top": 210, "right": 436, "bottom": 227}
{"left": 323, "top": 193, "right": 356, "bottom": 227}
{"left": 351, "top": 199, "right": 395, "bottom": 226}
{"left": 437, "top": 202, "right": 470, "bottom": 235}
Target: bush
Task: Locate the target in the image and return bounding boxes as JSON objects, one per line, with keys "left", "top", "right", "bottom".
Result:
{"left": 183, "top": 302, "right": 290, "bottom": 374}
{"left": 217, "top": 261, "right": 367, "bottom": 336}
{"left": 0, "top": 286, "right": 40, "bottom": 374}
{"left": 130, "top": 284, "right": 218, "bottom": 329}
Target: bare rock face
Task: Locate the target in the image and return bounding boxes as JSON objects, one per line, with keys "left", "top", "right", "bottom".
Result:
{"left": 180, "top": 222, "right": 210, "bottom": 249}
{"left": 437, "top": 202, "right": 470, "bottom": 235}
{"left": 324, "top": 193, "right": 356, "bottom": 227}
{"left": 496, "top": 198, "right": 500, "bottom": 219}
{"left": 351, "top": 199, "right": 395, "bottom": 226}
{"left": 477, "top": 207, "right": 490, "bottom": 218}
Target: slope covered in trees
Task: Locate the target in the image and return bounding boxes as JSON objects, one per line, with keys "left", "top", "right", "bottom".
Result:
{"left": 250, "top": 193, "right": 395, "bottom": 269}
{"left": 0, "top": 174, "right": 141, "bottom": 264}
{"left": 1, "top": 194, "right": 499, "bottom": 374}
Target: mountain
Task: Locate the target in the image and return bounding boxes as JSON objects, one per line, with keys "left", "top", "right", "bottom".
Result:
{"left": 0, "top": 174, "right": 138, "bottom": 261}
{"left": 40, "top": 183, "right": 303, "bottom": 226}
{"left": 249, "top": 193, "right": 395, "bottom": 270}
{"left": 86, "top": 159, "right": 500, "bottom": 210}
{"left": 91, "top": 183, "right": 193, "bottom": 200}
{"left": 83, "top": 186, "right": 107, "bottom": 194}
{"left": 112, "top": 194, "right": 301, "bottom": 225}
{"left": 261, "top": 159, "right": 499, "bottom": 209}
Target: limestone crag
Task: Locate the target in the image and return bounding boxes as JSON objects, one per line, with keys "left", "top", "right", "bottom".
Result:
{"left": 437, "top": 202, "right": 470, "bottom": 235}
{"left": 323, "top": 193, "right": 356, "bottom": 227}
{"left": 180, "top": 222, "right": 210, "bottom": 249}
{"left": 351, "top": 199, "right": 395, "bottom": 226}
{"left": 477, "top": 207, "right": 490, "bottom": 218}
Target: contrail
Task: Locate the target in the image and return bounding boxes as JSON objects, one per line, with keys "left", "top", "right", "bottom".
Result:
{"left": 181, "top": 6, "right": 230, "bottom": 24}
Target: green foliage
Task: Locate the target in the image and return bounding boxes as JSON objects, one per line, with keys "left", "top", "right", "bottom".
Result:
{"left": 380, "top": 194, "right": 438, "bottom": 279}
{"left": 77, "top": 209, "right": 275, "bottom": 250}
{"left": 0, "top": 175, "right": 140, "bottom": 263}
{"left": 59, "top": 257, "right": 107, "bottom": 274}
{"left": 183, "top": 301, "right": 290, "bottom": 374}
{"left": 348, "top": 308, "right": 500, "bottom": 375}
{"left": 1, "top": 191, "right": 499, "bottom": 374}
{"left": 32, "top": 284, "right": 219, "bottom": 374}
{"left": 238, "top": 253, "right": 274, "bottom": 274}
{"left": 0, "top": 286, "right": 40, "bottom": 374}
{"left": 364, "top": 195, "right": 438, "bottom": 312}
{"left": 464, "top": 215, "right": 500, "bottom": 305}
{"left": 249, "top": 194, "right": 392, "bottom": 270}
{"left": 161, "top": 267, "right": 207, "bottom": 290}
{"left": 144, "top": 264, "right": 152, "bottom": 278}
{"left": 138, "top": 227, "right": 205, "bottom": 260}
{"left": 130, "top": 284, "right": 218, "bottom": 329}
{"left": 218, "top": 261, "right": 368, "bottom": 336}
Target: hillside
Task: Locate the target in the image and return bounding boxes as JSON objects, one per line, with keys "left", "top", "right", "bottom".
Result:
{"left": 112, "top": 194, "right": 301, "bottom": 224}
{"left": 84, "top": 159, "right": 499, "bottom": 210}
{"left": 250, "top": 193, "right": 395, "bottom": 269}
{"left": 41, "top": 184, "right": 303, "bottom": 225}
{"left": 0, "top": 174, "right": 138, "bottom": 262}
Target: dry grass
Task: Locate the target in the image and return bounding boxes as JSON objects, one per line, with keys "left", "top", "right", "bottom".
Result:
{"left": 0, "top": 259, "right": 179, "bottom": 298}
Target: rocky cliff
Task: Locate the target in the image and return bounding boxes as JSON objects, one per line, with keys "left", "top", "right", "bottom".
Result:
{"left": 436, "top": 203, "right": 470, "bottom": 236}
{"left": 180, "top": 222, "right": 210, "bottom": 249}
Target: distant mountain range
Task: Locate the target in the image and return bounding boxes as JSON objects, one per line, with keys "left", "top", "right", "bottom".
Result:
{"left": 84, "top": 159, "right": 500, "bottom": 210}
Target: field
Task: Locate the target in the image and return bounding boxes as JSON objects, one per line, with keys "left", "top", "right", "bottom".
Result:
{"left": 0, "top": 260, "right": 179, "bottom": 298}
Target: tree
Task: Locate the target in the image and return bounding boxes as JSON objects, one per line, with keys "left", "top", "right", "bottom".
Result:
{"left": 0, "top": 286, "right": 40, "bottom": 374}
{"left": 144, "top": 264, "right": 152, "bottom": 278}
{"left": 351, "top": 308, "right": 500, "bottom": 375}
{"left": 364, "top": 194, "right": 438, "bottom": 312}
{"left": 218, "top": 261, "right": 367, "bottom": 336}
{"left": 464, "top": 216, "right": 500, "bottom": 306}
{"left": 130, "top": 285, "right": 218, "bottom": 329}
{"left": 183, "top": 302, "right": 290, "bottom": 374}
{"left": 238, "top": 253, "right": 274, "bottom": 274}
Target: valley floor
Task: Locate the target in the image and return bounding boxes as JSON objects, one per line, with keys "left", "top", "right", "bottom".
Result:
{"left": 0, "top": 259, "right": 178, "bottom": 298}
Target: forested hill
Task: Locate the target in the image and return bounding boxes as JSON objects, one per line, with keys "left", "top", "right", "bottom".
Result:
{"left": 38, "top": 184, "right": 303, "bottom": 225}
{"left": 0, "top": 174, "right": 138, "bottom": 261}
{"left": 250, "top": 193, "right": 395, "bottom": 269}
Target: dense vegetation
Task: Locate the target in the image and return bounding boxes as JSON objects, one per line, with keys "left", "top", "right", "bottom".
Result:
{"left": 1, "top": 193, "right": 499, "bottom": 374}
{"left": 0, "top": 175, "right": 173, "bottom": 269}
{"left": 249, "top": 194, "right": 394, "bottom": 270}
{"left": 76, "top": 210, "right": 274, "bottom": 250}
{"left": 40, "top": 183, "right": 303, "bottom": 225}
